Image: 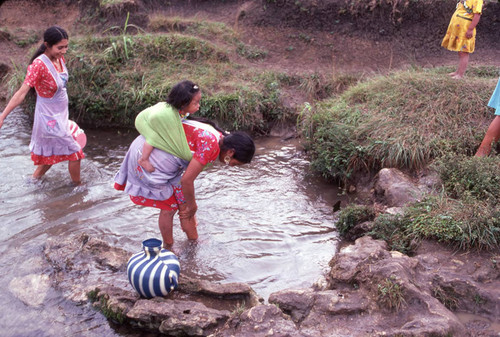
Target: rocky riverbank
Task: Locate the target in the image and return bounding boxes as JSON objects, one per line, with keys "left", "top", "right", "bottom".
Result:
{"left": 8, "top": 168, "right": 499, "bottom": 336}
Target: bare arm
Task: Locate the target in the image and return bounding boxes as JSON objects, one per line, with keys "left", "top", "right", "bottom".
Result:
{"left": 466, "top": 13, "right": 481, "bottom": 39}
{"left": 179, "top": 158, "right": 205, "bottom": 218}
{"left": 0, "top": 83, "right": 31, "bottom": 129}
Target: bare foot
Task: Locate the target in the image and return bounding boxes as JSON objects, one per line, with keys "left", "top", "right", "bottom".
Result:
{"left": 138, "top": 157, "right": 155, "bottom": 172}
{"left": 448, "top": 71, "right": 457, "bottom": 77}
{"left": 451, "top": 74, "right": 463, "bottom": 79}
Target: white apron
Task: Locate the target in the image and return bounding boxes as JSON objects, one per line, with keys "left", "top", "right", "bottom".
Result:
{"left": 29, "top": 54, "right": 80, "bottom": 157}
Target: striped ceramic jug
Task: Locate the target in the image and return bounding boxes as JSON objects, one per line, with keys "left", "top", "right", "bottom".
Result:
{"left": 127, "top": 238, "right": 180, "bottom": 298}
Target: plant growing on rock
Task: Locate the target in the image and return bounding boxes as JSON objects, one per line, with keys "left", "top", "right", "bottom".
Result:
{"left": 377, "top": 276, "right": 406, "bottom": 311}
{"left": 432, "top": 284, "right": 459, "bottom": 310}
{"left": 336, "top": 204, "right": 375, "bottom": 236}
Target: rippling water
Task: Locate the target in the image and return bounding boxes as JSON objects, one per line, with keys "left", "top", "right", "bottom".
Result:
{"left": 0, "top": 109, "right": 346, "bottom": 336}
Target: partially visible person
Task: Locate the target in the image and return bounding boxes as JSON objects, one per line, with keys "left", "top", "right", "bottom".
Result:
{"left": 115, "top": 81, "right": 255, "bottom": 246}
{"left": 441, "top": 0, "right": 483, "bottom": 79}
{"left": 475, "top": 77, "right": 500, "bottom": 157}
{"left": 0, "top": 26, "right": 84, "bottom": 184}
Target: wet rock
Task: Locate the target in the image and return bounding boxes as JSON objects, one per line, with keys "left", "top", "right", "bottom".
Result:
{"left": 130, "top": 298, "right": 229, "bottom": 336}
{"left": 179, "top": 276, "right": 263, "bottom": 307}
{"left": 344, "top": 220, "right": 375, "bottom": 241}
{"left": 41, "top": 233, "right": 500, "bottom": 337}
{"left": 323, "top": 236, "right": 466, "bottom": 336}
{"left": 269, "top": 288, "right": 369, "bottom": 323}
{"left": 8, "top": 274, "right": 50, "bottom": 307}
{"left": 43, "top": 234, "right": 262, "bottom": 335}
{"left": 215, "top": 304, "right": 301, "bottom": 337}
{"left": 373, "top": 168, "right": 425, "bottom": 207}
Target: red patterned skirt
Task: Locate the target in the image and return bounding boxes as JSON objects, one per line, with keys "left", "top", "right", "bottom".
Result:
{"left": 113, "top": 182, "right": 180, "bottom": 211}
{"left": 31, "top": 149, "right": 85, "bottom": 165}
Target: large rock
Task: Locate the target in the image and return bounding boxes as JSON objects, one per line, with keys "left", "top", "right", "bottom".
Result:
{"left": 215, "top": 304, "right": 302, "bottom": 337}
{"left": 265, "top": 237, "right": 466, "bottom": 336}
{"left": 44, "top": 233, "right": 262, "bottom": 335}
{"left": 8, "top": 274, "right": 51, "bottom": 307}
{"left": 40, "top": 234, "right": 500, "bottom": 336}
{"left": 373, "top": 168, "right": 426, "bottom": 207}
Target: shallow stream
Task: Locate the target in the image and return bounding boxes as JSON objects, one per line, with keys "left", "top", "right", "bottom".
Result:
{"left": 0, "top": 110, "right": 345, "bottom": 336}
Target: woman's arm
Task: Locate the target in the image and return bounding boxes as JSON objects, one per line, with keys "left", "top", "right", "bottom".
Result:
{"left": 0, "top": 83, "right": 31, "bottom": 129}
{"left": 179, "top": 158, "right": 205, "bottom": 218}
{"left": 466, "top": 13, "right": 481, "bottom": 39}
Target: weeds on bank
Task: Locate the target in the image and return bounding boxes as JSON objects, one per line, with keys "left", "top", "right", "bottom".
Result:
{"left": 231, "top": 301, "right": 246, "bottom": 317}
{"left": 50, "top": 31, "right": 290, "bottom": 129}
{"left": 377, "top": 276, "right": 406, "bottom": 311}
{"left": 432, "top": 284, "right": 459, "bottom": 310}
{"left": 335, "top": 154, "right": 500, "bottom": 252}
{"left": 148, "top": 15, "right": 268, "bottom": 61}
{"left": 336, "top": 204, "right": 375, "bottom": 236}
{"left": 299, "top": 69, "right": 497, "bottom": 183}
{"left": 368, "top": 214, "right": 417, "bottom": 255}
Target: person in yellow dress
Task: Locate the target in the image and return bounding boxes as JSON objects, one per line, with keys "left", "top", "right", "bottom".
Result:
{"left": 441, "top": 0, "right": 483, "bottom": 79}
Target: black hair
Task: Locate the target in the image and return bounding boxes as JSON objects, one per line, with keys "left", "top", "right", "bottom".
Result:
{"left": 168, "top": 80, "right": 255, "bottom": 163}
{"left": 168, "top": 80, "right": 227, "bottom": 135}
{"left": 186, "top": 115, "right": 255, "bottom": 163}
{"left": 220, "top": 131, "right": 255, "bottom": 164}
{"left": 30, "top": 26, "right": 69, "bottom": 63}
{"left": 166, "top": 80, "right": 200, "bottom": 111}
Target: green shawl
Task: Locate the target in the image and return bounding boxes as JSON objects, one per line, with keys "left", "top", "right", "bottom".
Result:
{"left": 134, "top": 102, "right": 193, "bottom": 161}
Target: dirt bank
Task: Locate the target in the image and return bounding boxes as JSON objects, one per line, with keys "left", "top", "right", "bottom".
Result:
{"left": 1, "top": 0, "right": 499, "bottom": 92}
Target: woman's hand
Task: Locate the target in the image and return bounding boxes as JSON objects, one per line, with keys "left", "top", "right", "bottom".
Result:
{"left": 0, "top": 84, "right": 31, "bottom": 129}
{"left": 466, "top": 13, "right": 481, "bottom": 39}
{"left": 178, "top": 201, "right": 198, "bottom": 219}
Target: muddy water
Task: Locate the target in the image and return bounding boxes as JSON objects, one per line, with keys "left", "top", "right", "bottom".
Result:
{"left": 0, "top": 110, "right": 345, "bottom": 336}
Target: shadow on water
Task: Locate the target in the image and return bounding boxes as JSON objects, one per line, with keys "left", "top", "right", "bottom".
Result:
{"left": 0, "top": 110, "right": 349, "bottom": 336}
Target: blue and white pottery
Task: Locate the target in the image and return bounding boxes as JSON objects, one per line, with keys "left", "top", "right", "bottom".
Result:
{"left": 127, "top": 238, "right": 180, "bottom": 298}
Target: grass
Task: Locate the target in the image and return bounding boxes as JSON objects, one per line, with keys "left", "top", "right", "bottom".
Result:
{"left": 377, "top": 276, "right": 406, "bottom": 311}
{"left": 432, "top": 285, "right": 459, "bottom": 310}
{"left": 7, "top": 22, "right": 301, "bottom": 131}
{"left": 335, "top": 204, "right": 375, "bottom": 236}
{"left": 299, "top": 68, "right": 498, "bottom": 183}
{"left": 231, "top": 301, "right": 246, "bottom": 317}
{"left": 334, "top": 143, "right": 500, "bottom": 252}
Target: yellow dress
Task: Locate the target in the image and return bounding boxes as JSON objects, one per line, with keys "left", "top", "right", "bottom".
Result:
{"left": 441, "top": 0, "right": 483, "bottom": 53}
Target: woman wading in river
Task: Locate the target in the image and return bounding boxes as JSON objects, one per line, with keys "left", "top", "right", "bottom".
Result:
{"left": 0, "top": 26, "right": 84, "bottom": 184}
{"left": 114, "top": 80, "right": 255, "bottom": 246}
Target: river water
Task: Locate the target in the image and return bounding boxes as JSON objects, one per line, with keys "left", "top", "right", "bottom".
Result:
{"left": 0, "top": 109, "right": 345, "bottom": 336}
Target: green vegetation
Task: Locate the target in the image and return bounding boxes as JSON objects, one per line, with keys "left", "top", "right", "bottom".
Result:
{"left": 7, "top": 15, "right": 311, "bottom": 131}
{"left": 377, "top": 276, "right": 406, "bottom": 311}
{"left": 326, "top": 69, "right": 499, "bottom": 252}
{"left": 231, "top": 301, "right": 246, "bottom": 317}
{"left": 299, "top": 69, "right": 497, "bottom": 182}
{"left": 432, "top": 285, "right": 459, "bottom": 310}
{"left": 335, "top": 204, "right": 375, "bottom": 236}
{"left": 336, "top": 155, "right": 500, "bottom": 252}
{"left": 88, "top": 288, "right": 126, "bottom": 324}
{"left": 368, "top": 214, "right": 416, "bottom": 255}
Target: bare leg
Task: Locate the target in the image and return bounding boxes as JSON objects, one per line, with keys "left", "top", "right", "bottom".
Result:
{"left": 33, "top": 164, "right": 51, "bottom": 179}
{"left": 138, "top": 142, "right": 156, "bottom": 173}
{"left": 178, "top": 203, "right": 199, "bottom": 240}
{"left": 68, "top": 160, "right": 81, "bottom": 185}
{"left": 159, "top": 209, "right": 176, "bottom": 246}
{"left": 452, "top": 52, "right": 470, "bottom": 79}
{"left": 475, "top": 116, "right": 500, "bottom": 157}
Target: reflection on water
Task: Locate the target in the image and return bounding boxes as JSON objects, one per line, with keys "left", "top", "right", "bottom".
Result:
{"left": 0, "top": 110, "right": 345, "bottom": 336}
